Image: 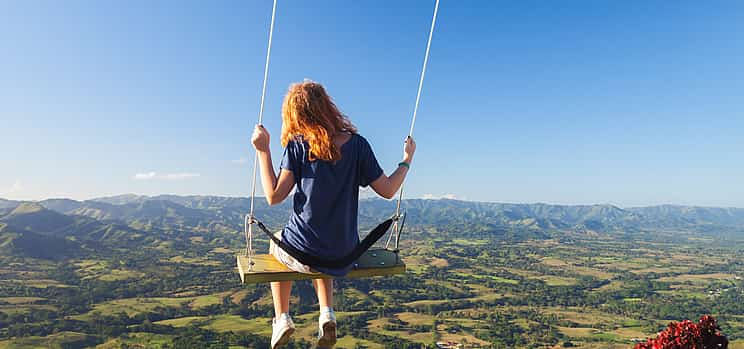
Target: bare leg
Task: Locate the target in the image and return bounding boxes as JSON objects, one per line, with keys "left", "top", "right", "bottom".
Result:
{"left": 312, "top": 278, "right": 333, "bottom": 308}
{"left": 270, "top": 281, "right": 292, "bottom": 317}
{"left": 314, "top": 278, "right": 336, "bottom": 346}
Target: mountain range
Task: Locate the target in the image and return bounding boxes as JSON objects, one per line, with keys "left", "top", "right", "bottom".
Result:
{"left": 1, "top": 195, "right": 743, "bottom": 260}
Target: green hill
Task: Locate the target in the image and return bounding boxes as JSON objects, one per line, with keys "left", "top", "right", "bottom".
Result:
{"left": 30, "top": 195, "right": 744, "bottom": 239}
{"left": 0, "top": 224, "right": 83, "bottom": 260}
{"left": 0, "top": 202, "right": 147, "bottom": 248}
{"left": 3, "top": 203, "right": 77, "bottom": 234}
{"left": 0, "top": 194, "right": 742, "bottom": 348}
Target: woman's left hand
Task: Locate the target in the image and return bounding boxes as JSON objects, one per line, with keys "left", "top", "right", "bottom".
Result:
{"left": 251, "top": 124, "right": 270, "bottom": 152}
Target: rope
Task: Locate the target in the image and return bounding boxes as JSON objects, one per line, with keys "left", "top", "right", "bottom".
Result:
{"left": 245, "top": 0, "right": 278, "bottom": 268}
{"left": 242, "top": 0, "right": 437, "bottom": 259}
{"left": 387, "top": 0, "right": 439, "bottom": 250}
{"left": 408, "top": 0, "right": 439, "bottom": 138}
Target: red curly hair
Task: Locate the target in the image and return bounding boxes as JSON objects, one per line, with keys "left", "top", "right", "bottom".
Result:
{"left": 281, "top": 81, "right": 357, "bottom": 161}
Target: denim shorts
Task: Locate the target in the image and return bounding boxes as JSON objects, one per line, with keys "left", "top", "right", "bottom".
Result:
{"left": 269, "top": 231, "right": 315, "bottom": 274}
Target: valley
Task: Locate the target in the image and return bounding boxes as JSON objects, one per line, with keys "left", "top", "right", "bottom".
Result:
{"left": 0, "top": 196, "right": 743, "bottom": 348}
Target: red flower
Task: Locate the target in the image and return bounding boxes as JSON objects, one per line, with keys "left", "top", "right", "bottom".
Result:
{"left": 633, "top": 315, "right": 728, "bottom": 349}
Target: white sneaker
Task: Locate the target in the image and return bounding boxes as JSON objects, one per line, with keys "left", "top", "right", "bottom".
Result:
{"left": 317, "top": 311, "right": 337, "bottom": 348}
{"left": 271, "top": 313, "right": 295, "bottom": 349}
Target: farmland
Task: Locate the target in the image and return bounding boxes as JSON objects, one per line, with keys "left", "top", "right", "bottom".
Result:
{"left": 1, "top": 196, "right": 743, "bottom": 348}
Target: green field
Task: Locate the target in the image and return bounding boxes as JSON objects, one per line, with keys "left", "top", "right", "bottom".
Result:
{"left": 0, "top": 332, "right": 96, "bottom": 349}
{"left": 1, "top": 220, "right": 742, "bottom": 348}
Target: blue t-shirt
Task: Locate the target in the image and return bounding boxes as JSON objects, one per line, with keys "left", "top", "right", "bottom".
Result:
{"left": 279, "top": 133, "right": 384, "bottom": 277}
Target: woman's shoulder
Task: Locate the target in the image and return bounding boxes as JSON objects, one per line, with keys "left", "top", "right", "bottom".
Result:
{"left": 283, "top": 136, "right": 310, "bottom": 163}
{"left": 285, "top": 135, "right": 308, "bottom": 148}
{"left": 349, "top": 133, "right": 371, "bottom": 146}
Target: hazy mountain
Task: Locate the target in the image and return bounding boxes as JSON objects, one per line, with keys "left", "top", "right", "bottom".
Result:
{"left": 39, "top": 198, "right": 230, "bottom": 232}
{"left": 1, "top": 195, "right": 743, "bottom": 246}
{"left": 90, "top": 193, "right": 150, "bottom": 205}
{"left": 629, "top": 205, "right": 744, "bottom": 228}
{"left": 0, "top": 202, "right": 148, "bottom": 249}
{"left": 81, "top": 195, "right": 294, "bottom": 230}
{"left": 0, "top": 198, "right": 20, "bottom": 209}
{"left": 366, "top": 200, "right": 641, "bottom": 228}
{"left": 38, "top": 198, "right": 85, "bottom": 213}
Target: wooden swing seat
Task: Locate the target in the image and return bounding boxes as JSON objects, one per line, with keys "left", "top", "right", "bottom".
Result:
{"left": 236, "top": 248, "right": 405, "bottom": 284}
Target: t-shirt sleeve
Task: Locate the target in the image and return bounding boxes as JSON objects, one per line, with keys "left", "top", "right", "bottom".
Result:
{"left": 358, "top": 136, "right": 384, "bottom": 187}
{"left": 279, "top": 141, "right": 295, "bottom": 172}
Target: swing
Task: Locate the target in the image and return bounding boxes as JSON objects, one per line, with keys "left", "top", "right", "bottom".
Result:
{"left": 237, "top": 0, "right": 439, "bottom": 284}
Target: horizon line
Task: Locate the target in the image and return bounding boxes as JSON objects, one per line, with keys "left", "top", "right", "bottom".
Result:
{"left": 2, "top": 193, "right": 743, "bottom": 210}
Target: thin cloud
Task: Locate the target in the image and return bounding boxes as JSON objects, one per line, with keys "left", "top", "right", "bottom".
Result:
{"left": 422, "top": 193, "right": 459, "bottom": 200}
{"left": 231, "top": 157, "right": 249, "bottom": 165}
{"left": 133, "top": 172, "right": 200, "bottom": 180}
{"left": 8, "top": 180, "right": 23, "bottom": 194}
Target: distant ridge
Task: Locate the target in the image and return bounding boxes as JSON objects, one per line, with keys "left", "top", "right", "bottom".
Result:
{"left": 0, "top": 194, "right": 741, "bottom": 263}
{"left": 0, "top": 198, "right": 22, "bottom": 209}
{"left": 91, "top": 194, "right": 150, "bottom": 205}
{"left": 2, "top": 194, "right": 742, "bottom": 211}
{"left": 1, "top": 195, "right": 744, "bottom": 236}
{"left": 91, "top": 194, "right": 744, "bottom": 211}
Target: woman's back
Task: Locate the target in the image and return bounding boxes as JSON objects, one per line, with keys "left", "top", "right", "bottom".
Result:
{"left": 280, "top": 133, "right": 383, "bottom": 277}
{"left": 250, "top": 80, "right": 415, "bottom": 349}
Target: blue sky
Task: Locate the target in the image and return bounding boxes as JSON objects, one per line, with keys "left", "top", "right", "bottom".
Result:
{"left": 1, "top": 1, "right": 742, "bottom": 207}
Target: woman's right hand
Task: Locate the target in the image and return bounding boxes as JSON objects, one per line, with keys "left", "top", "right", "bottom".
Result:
{"left": 370, "top": 136, "right": 417, "bottom": 199}
{"left": 403, "top": 136, "right": 416, "bottom": 163}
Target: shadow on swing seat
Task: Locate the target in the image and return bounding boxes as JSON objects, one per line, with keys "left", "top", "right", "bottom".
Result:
{"left": 236, "top": 248, "right": 405, "bottom": 284}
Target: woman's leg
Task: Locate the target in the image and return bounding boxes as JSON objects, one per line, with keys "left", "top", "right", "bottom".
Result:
{"left": 270, "top": 281, "right": 292, "bottom": 317}
{"left": 312, "top": 278, "right": 333, "bottom": 308}
{"left": 313, "top": 278, "right": 336, "bottom": 346}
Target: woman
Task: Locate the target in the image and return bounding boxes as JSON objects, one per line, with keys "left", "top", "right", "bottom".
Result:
{"left": 251, "top": 81, "right": 415, "bottom": 348}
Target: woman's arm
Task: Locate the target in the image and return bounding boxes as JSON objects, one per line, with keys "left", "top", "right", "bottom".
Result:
{"left": 370, "top": 136, "right": 416, "bottom": 199}
{"left": 252, "top": 125, "right": 295, "bottom": 206}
